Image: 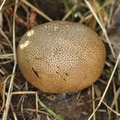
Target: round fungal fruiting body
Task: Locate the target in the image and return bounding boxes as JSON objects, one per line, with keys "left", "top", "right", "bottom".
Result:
{"left": 17, "top": 21, "right": 106, "bottom": 93}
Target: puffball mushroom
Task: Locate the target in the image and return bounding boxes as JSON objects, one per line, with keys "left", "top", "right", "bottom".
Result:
{"left": 17, "top": 21, "right": 106, "bottom": 93}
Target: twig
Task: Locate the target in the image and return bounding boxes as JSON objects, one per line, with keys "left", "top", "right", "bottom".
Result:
{"left": 92, "top": 84, "right": 96, "bottom": 120}
{"left": 35, "top": 92, "right": 39, "bottom": 119}
{"left": 2, "top": 75, "right": 12, "bottom": 113}
{"left": 0, "top": 2, "right": 19, "bottom": 12}
{"left": 84, "top": 0, "right": 115, "bottom": 58}
{"left": 0, "top": 80, "right": 4, "bottom": 111}
{"left": 110, "top": 87, "right": 120, "bottom": 111}
{"left": 111, "top": 79, "right": 119, "bottom": 118}
{"left": 0, "top": 0, "right": 6, "bottom": 10}
{"left": 62, "top": 4, "right": 78, "bottom": 21}
{"left": 0, "top": 54, "right": 13, "bottom": 59}
{"left": 88, "top": 52, "right": 120, "bottom": 120}
{"left": 0, "top": 69, "right": 5, "bottom": 75}
{"left": 0, "top": 60, "right": 13, "bottom": 65}
{"left": 12, "top": 91, "right": 39, "bottom": 120}
{"left": 24, "top": 108, "right": 50, "bottom": 116}
{"left": 84, "top": 0, "right": 113, "bottom": 22}
{"left": 6, "top": 7, "right": 28, "bottom": 27}
{"left": 2, "top": 0, "right": 18, "bottom": 119}
{"left": 12, "top": 91, "right": 38, "bottom": 95}
{"left": 10, "top": 103, "right": 18, "bottom": 120}
{"left": 21, "top": 0, "right": 53, "bottom": 22}
{"left": 107, "top": 0, "right": 115, "bottom": 28}
{"left": 103, "top": 101, "right": 120, "bottom": 116}
{"left": 0, "top": 28, "right": 13, "bottom": 49}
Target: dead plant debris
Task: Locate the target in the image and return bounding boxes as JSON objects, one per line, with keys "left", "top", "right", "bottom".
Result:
{"left": 0, "top": 0, "right": 120, "bottom": 120}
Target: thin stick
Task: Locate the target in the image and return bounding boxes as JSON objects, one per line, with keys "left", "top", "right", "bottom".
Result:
{"left": 103, "top": 101, "right": 120, "bottom": 116}
{"left": 2, "top": 0, "right": 18, "bottom": 119}
{"left": 12, "top": 91, "right": 41, "bottom": 120}
{"left": 88, "top": 53, "right": 120, "bottom": 120}
{"left": 112, "top": 80, "right": 119, "bottom": 118}
{"left": 35, "top": 92, "right": 39, "bottom": 119}
{"left": 0, "top": 0, "right": 6, "bottom": 10}
{"left": 110, "top": 87, "right": 120, "bottom": 111}
{"left": 24, "top": 108, "right": 50, "bottom": 116}
{"left": 84, "top": 0, "right": 113, "bottom": 21}
{"left": 84, "top": 0, "right": 115, "bottom": 58}
{"left": 92, "top": 84, "right": 96, "bottom": 120}
{"left": 21, "top": 0, "right": 53, "bottom": 22}
{"left": 0, "top": 80, "right": 4, "bottom": 111}
{"left": 62, "top": 4, "right": 78, "bottom": 21}
{"left": 10, "top": 103, "right": 18, "bottom": 120}
{"left": 0, "top": 28, "right": 13, "bottom": 49}
{"left": 107, "top": 0, "right": 115, "bottom": 28}
{"left": 0, "top": 54, "right": 13, "bottom": 59}
{"left": 0, "top": 60, "right": 13, "bottom": 65}
{"left": 12, "top": 91, "right": 37, "bottom": 95}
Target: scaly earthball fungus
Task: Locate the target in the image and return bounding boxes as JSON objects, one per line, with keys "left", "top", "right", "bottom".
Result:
{"left": 17, "top": 21, "right": 106, "bottom": 93}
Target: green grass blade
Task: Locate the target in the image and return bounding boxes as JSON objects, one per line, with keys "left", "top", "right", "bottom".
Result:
{"left": 37, "top": 96, "right": 64, "bottom": 120}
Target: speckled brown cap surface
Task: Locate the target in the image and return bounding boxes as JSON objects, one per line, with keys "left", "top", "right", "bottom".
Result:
{"left": 17, "top": 21, "right": 106, "bottom": 93}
